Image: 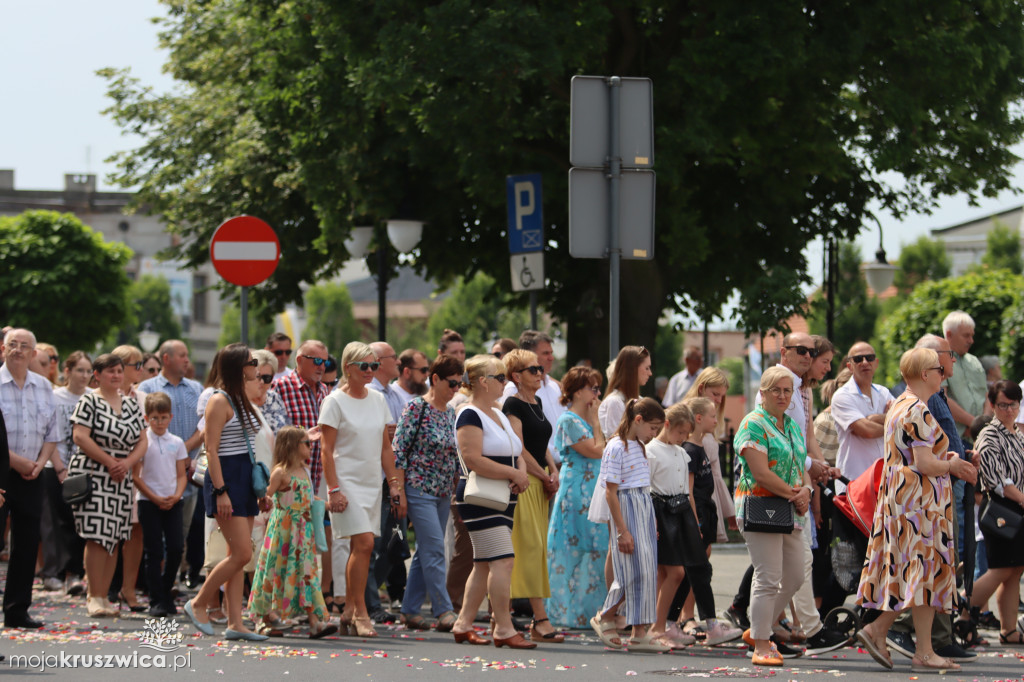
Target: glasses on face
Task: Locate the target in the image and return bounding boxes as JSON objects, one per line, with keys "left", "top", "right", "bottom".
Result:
{"left": 784, "top": 345, "right": 818, "bottom": 358}
{"left": 349, "top": 361, "right": 380, "bottom": 372}
{"left": 936, "top": 350, "right": 955, "bottom": 357}
{"left": 145, "top": 366, "right": 160, "bottom": 375}
{"left": 522, "top": 365, "right": 544, "bottom": 375}
{"left": 257, "top": 373, "right": 274, "bottom": 384}
{"left": 996, "top": 401, "right": 1021, "bottom": 411}
{"left": 5, "top": 341, "right": 32, "bottom": 352}
{"left": 486, "top": 374, "right": 507, "bottom": 383}
{"left": 588, "top": 385, "right": 602, "bottom": 395}
{"left": 413, "top": 366, "right": 429, "bottom": 375}
{"left": 850, "top": 354, "right": 876, "bottom": 364}
{"left": 926, "top": 366, "right": 945, "bottom": 377}
{"left": 49, "top": 355, "right": 59, "bottom": 364}
{"left": 766, "top": 387, "right": 794, "bottom": 398}
{"left": 492, "top": 351, "right": 503, "bottom": 359}
{"left": 445, "top": 378, "right": 461, "bottom": 389}
{"left": 129, "top": 361, "right": 143, "bottom": 370}
{"left": 246, "top": 358, "right": 259, "bottom": 367}
{"left": 301, "top": 355, "right": 327, "bottom": 366}
{"left": 323, "top": 379, "right": 339, "bottom": 387}
{"left": 273, "top": 349, "right": 293, "bottom": 357}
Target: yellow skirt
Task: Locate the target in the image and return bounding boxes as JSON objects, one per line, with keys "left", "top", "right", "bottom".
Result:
{"left": 510, "top": 472, "right": 551, "bottom": 599}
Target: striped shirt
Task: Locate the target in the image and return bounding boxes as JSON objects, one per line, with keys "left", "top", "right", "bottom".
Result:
{"left": 975, "top": 416, "right": 1024, "bottom": 496}
{"left": 600, "top": 436, "right": 651, "bottom": 490}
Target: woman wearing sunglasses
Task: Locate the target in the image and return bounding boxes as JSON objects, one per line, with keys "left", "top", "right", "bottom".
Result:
{"left": 502, "top": 349, "right": 563, "bottom": 642}
{"left": 319, "top": 342, "right": 405, "bottom": 638}
{"left": 251, "top": 349, "right": 288, "bottom": 435}
{"left": 855, "top": 348, "right": 978, "bottom": 672}
{"left": 392, "top": 353, "right": 464, "bottom": 631}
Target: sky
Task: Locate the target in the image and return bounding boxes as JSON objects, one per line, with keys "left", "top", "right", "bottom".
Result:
{"left": 3, "top": 0, "right": 1024, "bottom": 304}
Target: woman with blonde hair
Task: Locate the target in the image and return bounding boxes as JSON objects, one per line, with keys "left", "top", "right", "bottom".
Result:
{"left": 449, "top": 354, "right": 533, "bottom": 648}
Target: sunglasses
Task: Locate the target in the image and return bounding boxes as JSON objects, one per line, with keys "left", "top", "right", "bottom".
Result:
{"left": 257, "top": 373, "right": 274, "bottom": 384}
{"left": 927, "top": 365, "right": 945, "bottom": 377}
{"left": 130, "top": 361, "right": 144, "bottom": 370}
{"left": 145, "top": 366, "right": 160, "bottom": 375}
{"left": 349, "top": 361, "right": 380, "bottom": 372}
{"left": 301, "top": 355, "right": 327, "bottom": 366}
{"left": 522, "top": 365, "right": 544, "bottom": 375}
{"left": 323, "top": 379, "right": 339, "bottom": 387}
{"left": 486, "top": 374, "right": 507, "bottom": 383}
{"left": 784, "top": 345, "right": 817, "bottom": 358}
{"left": 273, "top": 349, "right": 293, "bottom": 357}
{"left": 246, "top": 358, "right": 259, "bottom": 367}
{"left": 849, "top": 354, "right": 876, "bottom": 364}
{"left": 49, "top": 355, "right": 59, "bottom": 364}
{"left": 492, "top": 351, "right": 504, "bottom": 359}
{"left": 445, "top": 378, "right": 461, "bottom": 389}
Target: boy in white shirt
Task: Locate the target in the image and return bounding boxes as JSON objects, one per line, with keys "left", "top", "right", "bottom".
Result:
{"left": 133, "top": 392, "right": 189, "bottom": 618}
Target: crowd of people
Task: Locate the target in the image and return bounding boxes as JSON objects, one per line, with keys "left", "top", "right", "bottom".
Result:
{"left": 0, "top": 311, "right": 1022, "bottom": 670}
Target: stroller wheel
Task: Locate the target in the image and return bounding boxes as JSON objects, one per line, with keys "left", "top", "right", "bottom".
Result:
{"left": 823, "top": 606, "right": 861, "bottom": 640}
{"left": 953, "top": 618, "right": 979, "bottom": 649}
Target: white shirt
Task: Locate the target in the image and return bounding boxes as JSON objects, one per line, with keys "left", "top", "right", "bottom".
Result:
{"left": 273, "top": 367, "right": 294, "bottom": 381}
{"left": 598, "top": 390, "right": 627, "bottom": 439}
{"left": 647, "top": 439, "right": 691, "bottom": 496}
{"left": 832, "top": 379, "right": 891, "bottom": 492}
{"left": 392, "top": 381, "right": 418, "bottom": 406}
{"left": 663, "top": 368, "right": 701, "bottom": 407}
{"left": 137, "top": 427, "right": 188, "bottom": 500}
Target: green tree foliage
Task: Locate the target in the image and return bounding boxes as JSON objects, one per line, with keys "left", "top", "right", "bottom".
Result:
{"left": 719, "top": 357, "right": 745, "bottom": 397}
{"left": 980, "top": 221, "right": 1023, "bottom": 274}
{"left": 809, "top": 242, "right": 880, "bottom": 356}
{"left": 426, "top": 272, "right": 530, "bottom": 356}
{"left": 876, "top": 269, "right": 1023, "bottom": 383}
{"left": 303, "top": 282, "right": 361, "bottom": 356}
{"left": 106, "top": 274, "right": 184, "bottom": 350}
{"left": 894, "top": 236, "right": 952, "bottom": 295}
{"left": 653, "top": 323, "right": 683, "bottom": 388}
{"left": 0, "top": 210, "right": 132, "bottom": 351}
{"left": 103, "top": 0, "right": 1024, "bottom": 364}
{"left": 218, "top": 301, "right": 277, "bottom": 349}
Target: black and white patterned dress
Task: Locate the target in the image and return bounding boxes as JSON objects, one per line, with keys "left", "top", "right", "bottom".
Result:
{"left": 69, "top": 392, "right": 144, "bottom": 553}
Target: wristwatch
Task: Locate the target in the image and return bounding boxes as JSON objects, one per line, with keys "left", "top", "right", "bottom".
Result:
{"left": 212, "top": 485, "right": 229, "bottom": 497}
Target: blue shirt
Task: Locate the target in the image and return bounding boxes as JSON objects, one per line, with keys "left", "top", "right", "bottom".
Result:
{"left": 0, "top": 364, "right": 58, "bottom": 461}
{"left": 138, "top": 374, "right": 203, "bottom": 458}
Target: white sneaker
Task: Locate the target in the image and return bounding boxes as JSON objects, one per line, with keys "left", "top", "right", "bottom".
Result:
{"left": 42, "top": 577, "right": 64, "bottom": 591}
{"left": 664, "top": 621, "right": 696, "bottom": 648}
{"left": 705, "top": 620, "right": 743, "bottom": 646}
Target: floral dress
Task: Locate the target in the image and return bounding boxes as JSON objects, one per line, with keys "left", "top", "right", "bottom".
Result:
{"left": 856, "top": 392, "right": 955, "bottom": 613}
{"left": 247, "top": 473, "right": 327, "bottom": 620}
{"left": 546, "top": 410, "right": 609, "bottom": 628}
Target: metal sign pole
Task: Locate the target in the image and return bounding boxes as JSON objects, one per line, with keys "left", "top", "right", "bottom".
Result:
{"left": 608, "top": 76, "right": 622, "bottom": 360}
{"left": 240, "top": 285, "right": 249, "bottom": 345}
{"left": 529, "top": 291, "right": 538, "bottom": 330}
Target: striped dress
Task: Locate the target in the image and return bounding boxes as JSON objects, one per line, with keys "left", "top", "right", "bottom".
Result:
{"left": 454, "top": 405, "right": 523, "bottom": 561}
{"left": 599, "top": 436, "right": 657, "bottom": 626}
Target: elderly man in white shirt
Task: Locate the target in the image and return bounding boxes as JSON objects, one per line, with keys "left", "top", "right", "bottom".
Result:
{"left": 831, "top": 341, "right": 892, "bottom": 492}
{"left": 663, "top": 346, "right": 704, "bottom": 407}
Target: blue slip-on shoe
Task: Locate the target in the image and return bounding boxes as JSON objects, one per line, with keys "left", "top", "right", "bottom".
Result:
{"left": 224, "top": 628, "right": 269, "bottom": 642}
{"left": 184, "top": 600, "right": 215, "bottom": 636}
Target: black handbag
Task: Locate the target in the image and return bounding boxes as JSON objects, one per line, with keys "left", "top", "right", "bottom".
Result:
{"left": 980, "top": 493, "right": 1024, "bottom": 542}
{"left": 62, "top": 473, "right": 94, "bottom": 505}
{"left": 654, "top": 493, "right": 690, "bottom": 514}
{"left": 741, "top": 429, "right": 799, "bottom": 534}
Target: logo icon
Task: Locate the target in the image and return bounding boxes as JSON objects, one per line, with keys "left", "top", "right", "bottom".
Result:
{"left": 766, "top": 510, "right": 775, "bottom": 518}
{"left": 139, "top": 617, "right": 184, "bottom": 652}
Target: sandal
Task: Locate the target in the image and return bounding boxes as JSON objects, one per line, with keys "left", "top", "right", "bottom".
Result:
{"left": 530, "top": 617, "right": 565, "bottom": 643}
{"left": 589, "top": 615, "right": 624, "bottom": 649}
{"left": 911, "top": 653, "right": 960, "bottom": 672}
{"left": 627, "top": 632, "right": 671, "bottom": 653}
{"left": 206, "top": 607, "right": 228, "bottom": 625}
{"left": 401, "top": 613, "right": 433, "bottom": 631}
{"left": 352, "top": 616, "right": 378, "bottom": 638}
{"left": 310, "top": 622, "right": 338, "bottom": 639}
{"left": 435, "top": 610, "right": 457, "bottom": 633}
{"left": 1000, "top": 630, "right": 1024, "bottom": 645}
{"left": 255, "top": 622, "right": 284, "bottom": 637}
{"left": 856, "top": 629, "right": 893, "bottom": 670}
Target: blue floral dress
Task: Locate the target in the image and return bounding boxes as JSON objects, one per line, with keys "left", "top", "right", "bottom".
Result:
{"left": 546, "top": 410, "right": 609, "bottom": 628}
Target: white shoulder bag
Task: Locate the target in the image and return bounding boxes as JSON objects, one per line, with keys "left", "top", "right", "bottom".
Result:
{"left": 460, "top": 408, "right": 515, "bottom": 511}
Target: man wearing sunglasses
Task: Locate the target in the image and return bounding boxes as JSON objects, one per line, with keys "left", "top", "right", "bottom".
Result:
{"left": 369, "top": 342, "right": 404, "bottom": 432}
{"left": 273, "top": 340, "right": 330, "bottom": 493}
{"left": 832, "top": 341, "right": 892, "bottom": 494}
{"left": 393, "top": 349, "right": 430, "bottom": 403}
{"left": 265, "top": 332, "right": 294, "bottom": 381}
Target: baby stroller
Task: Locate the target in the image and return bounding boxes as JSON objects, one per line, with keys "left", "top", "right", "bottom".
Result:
{"left": 819, "top": 459, "right": 884, "bottom": 639}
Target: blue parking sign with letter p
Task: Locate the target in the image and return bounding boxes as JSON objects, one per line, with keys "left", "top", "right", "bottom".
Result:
{"left": 506, "top": 173, "right": 543, "bottom": 253}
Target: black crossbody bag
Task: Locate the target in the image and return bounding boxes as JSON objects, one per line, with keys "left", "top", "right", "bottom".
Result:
{"left": 742, "top": 429, "right": 799, "bottom": 534}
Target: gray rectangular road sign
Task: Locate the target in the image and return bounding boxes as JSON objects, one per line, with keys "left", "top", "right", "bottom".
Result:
{"left": 570, "top": 76, "right": 654, "bottom": 169}
{"left": 568, "top": 168, "right": 655, "bottom": 260}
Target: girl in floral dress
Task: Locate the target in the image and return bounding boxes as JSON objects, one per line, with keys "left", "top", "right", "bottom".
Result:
{"left": 248, "top": 426, "right": 337, "bottom": 639}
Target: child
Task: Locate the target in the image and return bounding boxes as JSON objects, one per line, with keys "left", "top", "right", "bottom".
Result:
{"left": 589, "top": 397, "right": 667, "bottom": 652}
{"left": 247, "top": 426, "right": 337, "bottom": 639}
{"left": 133, "top": 392, "right": 189, "bottom": 617}
{"left": 647, "top": 403, "right": 742, "bottom": 648}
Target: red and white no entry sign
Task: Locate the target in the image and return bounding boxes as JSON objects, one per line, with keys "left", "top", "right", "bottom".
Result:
{"left": 209, "top": 215, "right": 280, "bottom": 287}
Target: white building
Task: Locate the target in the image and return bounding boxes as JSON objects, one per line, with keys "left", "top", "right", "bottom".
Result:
{"left": 930, "top": 204, "right": 1024, "bottom": 276}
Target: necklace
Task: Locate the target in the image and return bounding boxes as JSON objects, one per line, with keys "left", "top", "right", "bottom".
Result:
{"left": 527, "top": 399, "right": 546, "bottom": 422}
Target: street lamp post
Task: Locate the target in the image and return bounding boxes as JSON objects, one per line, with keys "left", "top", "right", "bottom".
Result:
{"left": 345, "top": 220, "right": 424, "bottom": 342}
{"left": 138, "top": 323, "right": 160, "bottom": 353}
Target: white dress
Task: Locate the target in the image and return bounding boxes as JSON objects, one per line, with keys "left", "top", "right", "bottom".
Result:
{"left": 319, "top": 389, "right": 391, "bottom": 538}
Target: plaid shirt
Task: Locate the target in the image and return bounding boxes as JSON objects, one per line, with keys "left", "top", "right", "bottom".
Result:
{"left": 273, "top": 371, "right": 329, "bottom": 490}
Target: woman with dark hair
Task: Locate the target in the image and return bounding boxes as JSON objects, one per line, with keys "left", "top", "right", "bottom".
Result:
{"left": 490, "top": 338, "right": 517, "bottom": 360}
{"left": 69, "top": 353, "right": 148, "bottom": 617}
{"left": 599, "top": 346, "right": 652, "bottom": 438}
{"left": 395, "top": 354, "right": 464, "bottom": 631}
{"left": 547, "top": 366, "right": 607, "bottom": 628}
{"left": 438, "top": 329, "right": 466, "bottom": 363}
{"left": 969, "top": 379, "right": 1024, "bottom": 644}
{"left": 184, "top": 343, "right": 266, "bottom": 641}
{"left": 141, "top": 353, "right": 162, "bottom": 379}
